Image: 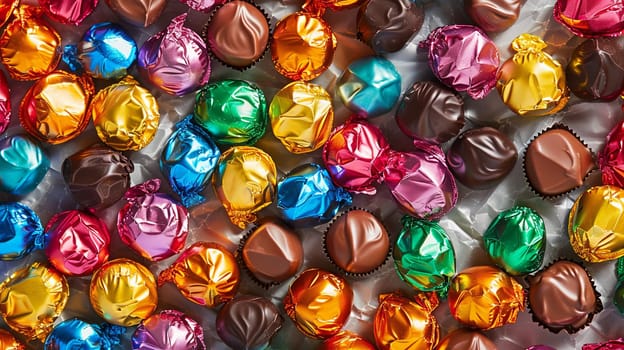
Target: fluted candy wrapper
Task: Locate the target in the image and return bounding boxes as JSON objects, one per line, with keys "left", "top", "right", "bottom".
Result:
{"left": 0, "top": 329, "right": 23, "bottom": 350}
{"left": 302, "top": 0, "right": 363, "bottom": 15}
{"left": 158, "top": 242, "right": 240, "bottom": 308}
{"left": 599, "top": 120, "right": 624, "bottom": 187}
{"left": 0, "top": 263, "right": 69, "bottom": 340}
{"left": 213, "top": 146, "right": 277, "bottom": 228}
{"left": 0, "top": 71, "right": 10, "bottom": 135}
{"left": 106, "top": 0, "right": 166, "bottom": 27}
{"left": 436, "top": 328, "right": 497, "bottom": 350}
{"left": 44, "top": 318, "right": 125, "bottom": 350}
{"left": 180, "top": 0, "right": 226, "bottom": 12}
{"left": 89, "top": 259, "right": 158, "bottom": 327}
{"left": 40, "top": 0, "right": 98, "bottom": 25}
{"left": 20, "top": 70, "right": 94, "bottom": 144}
{"left": 45, "top": 210, "right": 110, "bottom": 276}
{"left": 320, "top": 332, "right": 376, "bottom": 350}
{"left": 0, "top": 202, "right": 44, "bottom": 260}
{"left": 90, "top": 76, "right": 160, "bottom": 151}
{"left": 132, "top": 310, "right": 205, "bottom": 350}
{"left": 582, "top": 339, "right": 624, "bottom": 349}
{"left": 0, "top": 134, "right": 49, "bottom": 196}
{"left": 421, "top": 24, "right": 499, "bottom": 99}
{"left": 0, "top": 0, "right": 17, "bottom": 28}
{"left": 554, "top": 0, "right": 624, "bottom": 38}
{"left": 139, "top": 14, "right": 210, "bottom": 96}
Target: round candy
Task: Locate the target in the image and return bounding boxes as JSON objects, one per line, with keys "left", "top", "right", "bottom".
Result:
{"left": 194, "top": 79, "right": 267, "bottom": 146}
{"left": 553, "top": 0, "right": 624, "bottom": 38}
{"left": 204, "top": 0, "right": 269, "bottom": 69}
{"left": 0, "top": 202, "right": 44, "bottom": 260}
{"left": 213, "top": 146, "right": 277, "bottom": 228}
{"left": 422, "top": 24, "right": 499, "bottom": 99}
{"left": 337, "top": 56, "right": 401, "bottom": 117}
{"left": 0, "top": 263, "right": 69, "bottom": 340}
{"left": 90, "top": 76, "right": 160, "bottom": 151}
{"left": 302, "top": 0, "right": 363, "bottom": 15}
{"left": 139, "top": 13, "right": 211, "bottom": 96}
{"left": 497, "top": 34, "right": 568, "bottom": 116}
{"left": 40, "top": 0, "right": 98, "bottom": 25}
{"left": 394, "top": 216, "right": 456, "bottom": 294}
{"left": 216, "top": 295, "right": 283, "bottom": 350}
{"left": 179, "top": 0, "right": 226, "bottom": 12}
{"left": 269, "top": 81, "right": 334, "bottom": 153}
{"left": 90, "top": 259, "right": 158, "bottom": 326}
{"left": 118, "top": 179, "right": 189, "bottom": 262}
{"left": 0, "top": 134, "right": 49, "bottom": 196}
{"left": 0, "top": 329, "right": 23, "bottom": 350}
{"left": 0, "top": 0, "right": 17, "bottom": 28}
{"left": 161, "top": 116, "right": 220, "bottom": 207}
{"left": 583, "top": 339, "right": 624, "bottom": 350}
{"left": 600, "top": 120, "right": 624, "bottom": 187}
{"left": 284, "top": 268, "right": 353, "bottom": 339}
{"left": 158, "top": 242, "right": 240, "bottom": 308}
{"left": 19, "top": 70, "right": 94, "bottom": 144}
{"left": 437, "top": 329, "right": 497, "bottom": 350}
{"left": 0, "top": 69, "right": 10, "bottom": 135}
{"left": 320, "top": 332, "right": 376, "bottom": 350}
{"left": 106, "top": 0, "right": 166, "bottom": 27}
{"left": 465, "top": 0, "right": 523, "bottom": 32}
{"left": 272, "top": 12, "right": 336, "bottom": 81}
{"left": 44, "top": 318, "right": 125, "bottom": 350}
{"left": 45, "top": 210, "right": 111, "bottom": 276}
{"left": 132, "top": 310, "right": 205, "bottom": 350}
{"left": 277, "top": 163, "right": 352, "bottom": 226}
{"left": 448, "top": 265, "right": 525, "bottom": 330}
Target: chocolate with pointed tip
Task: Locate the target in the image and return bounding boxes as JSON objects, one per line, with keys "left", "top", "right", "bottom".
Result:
{"left": 465, "top": 0, "right": 523, "bottom": 32}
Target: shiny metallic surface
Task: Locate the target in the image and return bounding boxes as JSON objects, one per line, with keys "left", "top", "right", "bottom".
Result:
{"left": 132, "top": 310, "right": 205, "bottom": 350}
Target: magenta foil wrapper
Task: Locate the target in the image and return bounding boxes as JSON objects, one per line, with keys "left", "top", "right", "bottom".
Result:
{"left": 39, "top": 0, "right": 98, "bottom": 25}
{"left": 178, "top": 0, "right": 226, "bottom": 12}
{"left": 117, "top": 179, "right": 189, "bottom": 262}
{"left": 422, "top": 24, "right": 500, "bottom": 99}
{"left": 554, "top": 0, "right": 624, "bottom": 38}
{"left": 598, "top": 120, "right": 624, "bottom": 187}
{"left": 132, "top": 309, "right": 206, "bottom": 350}
{"left": 138, "top": 13, "right": 211, "bottom": 96}
{"left": 582, "top": 338, "right": 624, "bottom": 350}
{"left": 0, "top": 70, "right": 9, "bottom": 135}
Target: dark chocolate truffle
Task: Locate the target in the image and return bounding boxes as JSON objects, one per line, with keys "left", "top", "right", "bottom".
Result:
{"left": 396, "top": 81, "right": 465, "bottom": 144}
{"left": 464, "top": 0, "right": 523, "bottom": 33}
{"left": 437, "top": 329, "right": 497, "bottom": 350}
{"left": 524, "top": 127, "right": 594, "bottom": 197}
{"left": 324, "top": 209, "right": 390, "bottom": 274}
{"left": 356, "top": 0, "right": 424, "bottom": 54}
{"left": 62, "top": 145, "right": 134, "bottom": 209}
{"left": 216, "top": 295, "right": 283, "bottom": 349}
{"left": 446, "top": 127, "right": 517, "bottom": 189}
{"left": 528, "top": 260, "right": 602, "bottom": 333}
{"left": 566, "top": 38, "right": 624, "bottom": 101}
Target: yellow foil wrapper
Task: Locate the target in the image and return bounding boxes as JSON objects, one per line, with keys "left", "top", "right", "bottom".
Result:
{"left": 448, "top": 265, "right": 525, "bottom": 330}
{"left": 90, "top": 76, "right": 160, "bottom": 151}
{"left": 158, "top": 242, "right": 240, "bottom": 308}
{"left": 89, "top": 258, "right": 158, "bottom": 327}
{"left": 271, "top": 12, "right": 337, "bottom": 81}
{"left": 269, "top": 81, "right": 334, "bottom": 154}
{"left": 0, "top": 263, "right": 69, "bottom": 341}
{"left": 19, "top": 71, "right": 94, "bottom": 144}
{"left": 284, "top": 268, "right": 353, "bottom": 339}
{"left": 0, "top": 329, "right": 23, "bottom": 350}
{"left": 496, "top": 34, "right": 569, "bottom": 117}
{"left": 0, "top": 0, "right": 17, "bottom": 28}
{"left": 0, "top": 6, "right": 61, "bottom": 81}
{"left": 569, "top": 185, "right": 624, "bottom": 262}
{"left": 213, "top": 146, "right": 277, "bottom": 228}
{"left": 373, "top": 292, "right": 440, "bottom": 350}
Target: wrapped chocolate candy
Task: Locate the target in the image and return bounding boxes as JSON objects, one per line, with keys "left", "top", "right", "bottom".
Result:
{"left": 302, "top": 0, "right": 363, "bottom": 15}
{"left": 497, "top": 34, "right": 568, "bottom": 116}
{"left": 216, "top": 295, "right": 282, "bottom": 349}
{"left": 277, "top": 163, "right": 352, "bottom": 226}
{"left": 0, "top": 202, "right": 44, "bottom": 260}
{"left": 448, "top": 265, "right": 525, "bottom": 330}
{"left": 20, "top": 70, "right": 94, "bottom": 144}
{"left": 45, "top": 210, "right": 110, "bottom": 276}
{"left": 421, "top": 25, "right": 499, "bottom": 99}
{"left": 139, "top": 14, "right": 211, "bottom": 96}
{"left": 583, "top": 339, "right": 624, "bottom": 349}
{"left": 483, "top": 206, "right": 546, "bottom": 275}
{"left": 194, "top": 79, "right": 267, "bottom": 146}
{"left": 284, "top": 268, "right": 353, "bottom": 339}
{"left": 269, "top": 81, "right": 334, "bottom": 153}
{"left": 0, "top": 329, "right": 23, "bottom": 350}
{"left": 600, "top": 120, "right": 624, "bottom": 187}
{"left": 614, "top": 257, "right": 624, "bottom": 314}
{"left": 0, "top": 134, "right": 49, "bottom": 196}
{"left": 180, "top": 0, "right": 226, "bottom": 12}
{"left": 465, "top": 0, "right": 523, "bottom": 32}
{"left": 90, "top": 76, "right": 160, "bottom": 151}
{"left": 44, "top": 318, "right": 125, "bottom": 350}
{"left": 40, "top": 0, "right": 98, "bottom": 25}
{"left": 0, "top": 0, "right": 16, "bottom": 28}
{"left": 106, "top": 0, "right": 166, "bottom": 27}
{"left": 132, "top": 310, "right": 205, "bottom": 350}
{"left": 394, "top": 216, "right": 456, "bottom": 295}
{"left": 337, "top": 56, "right": 402, "bottom": 117}
{"left": 554, "top": 0, "right": 624, "bottom": 38}
{"left": 320, "top": 332, "right": 376, "bottom": 350}
{"left": 0, "top": 6, "right": 61, "bottom": 80}
{"left": 0, "top": 70, "right": 10, "bottom": 135}
{"left": 374, "top": 292, "right": 439, "bottom": 350}
{"left": 437, "top": 329, "right": 496, "bottom": 350}
{"left": 158, "top": 242, "right": 240, "bottom": 308}
{"left": 90, "top": 259, "right": 158, "bottom": 326}
{"left": 118, "top": 179, "right": 189, "bottom": 262}
{"left": 213, "top": 146, "right": 277, "bottom": 228}
{"left": 0, "top": 263, "right": 69, "bottom": 340}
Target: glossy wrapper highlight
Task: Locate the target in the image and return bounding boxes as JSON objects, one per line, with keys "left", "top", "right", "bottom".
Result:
{"left": 39, "top": 0, "right": 98, "bottom": 25}
{"left": 0, "top": 0, "right": 17, "bottom": 28}
{"left": 132, "top": 310, "right": 205, "bottom": 350}
{"left": 44, "top": 318, "right": 125, "bottom": 350}
{"left": 599, "top": 120, "right": 624, "bottom": 187}
{"left": 0, "top": 329, "right": 23, "bottom": 350}
{"left": 302, "top": 0, "right": 363, "bottom": 15}
{"left": 0, "top": 202, "right": 44, "bottom": 260}
{"left": 106, "top": 0, "right": 166, "bottom": 27}
{"left": 582, "top": 338, "right": 624, "bottom": 350}
{"left": 180, "top": 0, "right": 226, "bottom": 12}
{"left": 553, "top": 0, "right": 624, "bottom": 38}
{"left": 320, "top": 332, "right": 376, "bottom": 350}
{"left": 0, "top": 71, "right": 10, "bottom": 135}
{"left": 0, "top": 134, "right": 49, "bottom": 196}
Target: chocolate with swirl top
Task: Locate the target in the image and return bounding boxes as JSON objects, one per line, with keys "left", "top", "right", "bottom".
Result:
{"left": 464, "top": 0, "right": 523, "bottom": 33}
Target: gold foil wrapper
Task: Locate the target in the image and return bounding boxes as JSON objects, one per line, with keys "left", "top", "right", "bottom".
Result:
{"left": 0, "top": 329, "right": 23, "bottom": 350}
{"left": 320, "top": 331, "right": 376, "bottom": 350}
{"left": 302, "top": 0, "right": 364, "bottom": 15}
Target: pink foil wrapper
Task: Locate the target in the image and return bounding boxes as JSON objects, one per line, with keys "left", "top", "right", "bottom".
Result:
{"left": 0, "top": 70, "right": 9, "bottom": 135}
{"left": 178, "top": 0, "right": 227, "bottom": 12}
{"left": 598, "top": 120, "right": 624, "bottom": 187}
{"left": 117, "top": 179, "right": 189, "bottom": 262}
{"left": 322, "top": 116, "right": 391, "bottom": 195}
{"left": 132, "top": 309, "right": 206, "bottom": 350}
{"left": 138, "top": 13, "right": 211, "bottom": 96}
{"left": 421, "top": 24, "right": 500, "bottom": 100}
{"left": 39, "top": 0, "right": 99, "bottom": 25}
{"left": 554, "top": 0, "right": 624, "bottom": 38}
{"left": 45, "top": 209, "right": 111, "bottom": 276}
{"left": 582, "top": 338, "right": 624, "bottom": 350}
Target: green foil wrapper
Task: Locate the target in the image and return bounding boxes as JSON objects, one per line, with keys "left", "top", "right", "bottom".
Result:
{"left": 614, "top": 257, "right": 624, "bottom": 315}
{"left": 193, "top": 79, "right": 267, "bottom": 146}
{"left": 483, "top": 206, "right": 546, "bottom": 275}
{"left": 393, "top": 216, "right": 456, "bottom": 296}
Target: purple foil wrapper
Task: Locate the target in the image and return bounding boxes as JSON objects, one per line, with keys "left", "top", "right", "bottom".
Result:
{"left": 132, "top": 309, "right": 206, "bottom": 350}
{"left": 178, "top": 0, "right": 227, "bottom": 12}
{"left": 582, "top": 338, "right": 624, "bottom": 350}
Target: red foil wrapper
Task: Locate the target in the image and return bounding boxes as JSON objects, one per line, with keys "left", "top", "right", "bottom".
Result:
{"left": 0, "top": 0, "right": 17, "bottom": 28}
{"left": 599, "top": 120, "right": 624, "bottom": 187}
{"left": 39, "top": 0, "right": 99, "bottom": 25}
{"left": 0, "top": 70, "right": 10, "bottom": 135}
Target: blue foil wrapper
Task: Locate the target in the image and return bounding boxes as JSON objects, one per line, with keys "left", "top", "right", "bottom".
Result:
{"left": 0, "top": 202, "right": 45, "bottom": 260}
{"left": 277, "top": 163, "right": 352, "bottom": 226}
{"left": 160, "top": 116, "right": 221, "bottom": 207}
{"left": 0, "top": 134, "right": 49, "bottom": 196}
{"left": 44, "top": 318, "right": 125, "bottom": 350}
{"left": 63, "top": 22, "right": 137, "bottom": 79}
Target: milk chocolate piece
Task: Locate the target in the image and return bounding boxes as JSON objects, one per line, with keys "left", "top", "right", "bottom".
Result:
{"left": 447, "top": 127, "right": 517, "bottom": 189}
{"left": 437, "top": 329, "right": 497, "bottom": 350}
{"left": 106, "top": 0, "right": 167, "bottom": 27}
{"left": 464, "top": 0, "right": 523, "bottom": 32}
